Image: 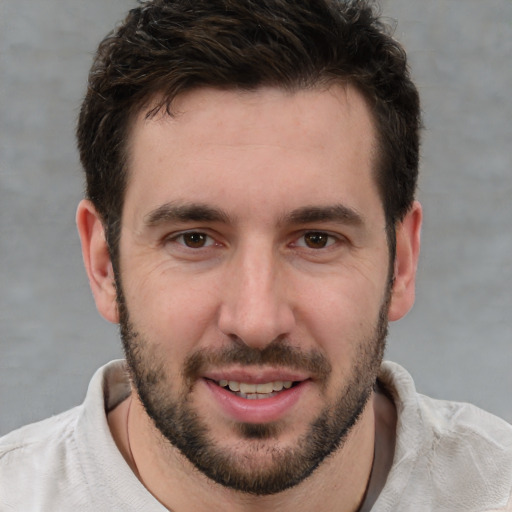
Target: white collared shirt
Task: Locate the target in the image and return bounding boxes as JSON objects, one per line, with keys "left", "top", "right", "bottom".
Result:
{"left": 1, "top": 360, "right": 511, "bottom": 511}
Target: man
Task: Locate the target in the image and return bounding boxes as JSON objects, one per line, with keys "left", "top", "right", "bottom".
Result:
{"left": 1, "top": 0, "right": 511, "bottom": 510}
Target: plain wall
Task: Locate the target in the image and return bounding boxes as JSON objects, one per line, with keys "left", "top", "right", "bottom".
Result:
{"left": 1, "top": 0, "right": 511, "bottom": 435}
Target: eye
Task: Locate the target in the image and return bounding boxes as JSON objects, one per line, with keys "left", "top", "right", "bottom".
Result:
{"left": 173, "top": 231, "right": 215, "bottom": 249}
{"left": 296, "top": 231, "right": 337, "bottom": 249}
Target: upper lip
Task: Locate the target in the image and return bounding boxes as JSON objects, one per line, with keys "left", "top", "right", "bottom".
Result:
{"left": 202, "top": 367, "right": 310, "bottom": 384}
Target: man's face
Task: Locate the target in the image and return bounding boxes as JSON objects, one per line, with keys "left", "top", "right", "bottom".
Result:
{"left": 116, "top": 86, "right": 392, "bottom": 494}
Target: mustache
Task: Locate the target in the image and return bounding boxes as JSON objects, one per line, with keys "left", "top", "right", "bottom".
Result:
{"left": 183, "top": 337, "right": 332, "bottom": 383}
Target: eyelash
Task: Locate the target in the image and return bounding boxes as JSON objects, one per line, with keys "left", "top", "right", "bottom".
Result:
{"left": 292, "top": 231, "right": 339, "bottom": 250}
{"left": 167, "top": 231, "right": 217, "bottom": 249}
{"left": 166, "top": 230, "right": 343, "bottom": 251}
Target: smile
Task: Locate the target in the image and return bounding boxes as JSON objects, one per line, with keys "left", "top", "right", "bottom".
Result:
{"left": 204, "top": 377, "right": 308, "bottom": 423}
{"left": 216, "top": 379, "right": 294, "bottom": 399}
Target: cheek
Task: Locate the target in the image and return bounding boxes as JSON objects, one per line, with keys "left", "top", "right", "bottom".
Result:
{"left": 122, "top": 267, "right": 222, "bottom": 355}
{"left": 295, "top": 270, "right": 386, "bottom": 353}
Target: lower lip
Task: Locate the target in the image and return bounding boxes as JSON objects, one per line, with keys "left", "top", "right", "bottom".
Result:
{"left": 204, "top": 379, "right": 308, "bottom": 424}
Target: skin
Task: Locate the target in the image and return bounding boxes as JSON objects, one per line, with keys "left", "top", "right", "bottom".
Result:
{"left": 77, "top": 85, "right": 422, "bottom": 511}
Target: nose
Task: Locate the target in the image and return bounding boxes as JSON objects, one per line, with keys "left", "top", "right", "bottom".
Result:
{"left": 217, "top": 243, "right": 295, "bottom": 349}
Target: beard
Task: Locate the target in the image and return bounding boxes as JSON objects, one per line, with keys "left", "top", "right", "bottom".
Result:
{"left": 116, "top": 278, "right": 390, "bottom": 496}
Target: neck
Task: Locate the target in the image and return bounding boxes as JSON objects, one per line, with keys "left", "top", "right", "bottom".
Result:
{"left": 109, "top": 390, "right": 379, "bottom": 512}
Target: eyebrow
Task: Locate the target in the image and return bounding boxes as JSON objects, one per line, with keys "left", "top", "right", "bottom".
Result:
{"left": 143, "top": 201, "right": 364, "bottom": 229}
{"left": 283, "top": 204, "right": 364, "bottom": 227}
{"left": 144, "top": 202, "right": 231, "bottom": 227}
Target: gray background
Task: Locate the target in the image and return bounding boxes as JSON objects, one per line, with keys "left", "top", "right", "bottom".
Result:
{"left": 1, "top": 0, "right": 511, "bottom": 436}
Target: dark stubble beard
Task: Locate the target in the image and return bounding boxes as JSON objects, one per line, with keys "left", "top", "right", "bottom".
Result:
{"left": 115, "top": 275, "right": 390, "bottom": 496}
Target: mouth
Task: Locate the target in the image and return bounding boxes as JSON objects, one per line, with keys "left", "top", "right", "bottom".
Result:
{"left": 203, "top": 374, "right": 310, "bottom": 423}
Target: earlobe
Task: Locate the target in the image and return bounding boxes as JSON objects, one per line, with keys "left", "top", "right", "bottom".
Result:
{"left": 76, "top": 199, "right": 119, "bottom": 324}
{"left": 388, "top": 201, "right": 422, "bottom": 322}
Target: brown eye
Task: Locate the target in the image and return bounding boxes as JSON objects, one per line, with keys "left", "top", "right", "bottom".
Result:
{"left": 303, "top": 232, "right": 331, "bottom": 249}
{"left": 181, "top": 232, "right": 210, "bottom": 248}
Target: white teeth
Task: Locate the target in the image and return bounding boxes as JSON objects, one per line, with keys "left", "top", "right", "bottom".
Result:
{"left": 256, "top": 382, "right": 274, "bottom": 394}
{"left": 219, "top": 380, "right": 294, "bottom": 393}
{"left": 239, "top": 383, "right": 257, "bottom": 394}
{"left": 228, "top": 381, "right": 240, "bottom": 392}
{"left": 273, "top": 381, "right": 284, "bottom": 391}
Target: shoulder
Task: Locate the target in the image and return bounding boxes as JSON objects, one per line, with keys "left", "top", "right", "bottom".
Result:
{"left": 0, "top": 360, "right": 131, "bottom": 510}
{"left": 0, "top": 359, "right": 128, "bottom": 466}
{"left": 417, "top": 393, "right": 512, "bottom": 481}
{"left": 0, "top": 405, "right": 80, "bottom": 461}
{"left": 0, "top": 406, "right": 86, "bottom": 509}
{"left": 413, "top": 395, "right": 512, "bottom": 511}
{"left": 417, "top": 391, "right": 512, "bottom": 447}
{"left": 381, "top": 360, "right": 512, "bottom": 449}
{"left": 378, "top": 361, "right": 512, "bottom": 511}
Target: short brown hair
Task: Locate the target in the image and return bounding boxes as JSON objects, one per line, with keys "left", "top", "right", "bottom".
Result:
{"left": 77, "top": 0, "right": 421, "bottom": 262}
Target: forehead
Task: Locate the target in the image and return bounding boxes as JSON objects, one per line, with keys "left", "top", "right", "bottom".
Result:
{"left": 124, "top": 85, "right": 380, "bottom": 224}
{"left": 133, "top": 84, "right": 377, "bottom": 153}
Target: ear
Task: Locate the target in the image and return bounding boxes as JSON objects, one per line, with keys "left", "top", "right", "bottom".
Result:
{"left": 76, "top": 199, "right": 119, "bottom": 324}
{"left": 388, "top": 201, "right": 422, "bottom": 322}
